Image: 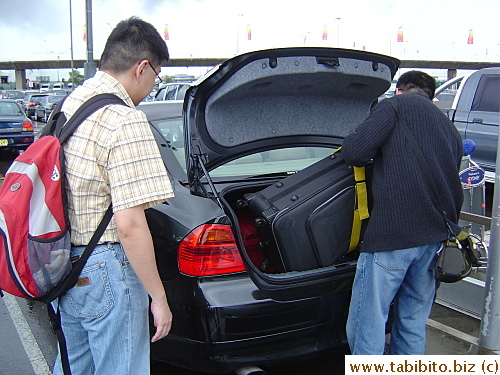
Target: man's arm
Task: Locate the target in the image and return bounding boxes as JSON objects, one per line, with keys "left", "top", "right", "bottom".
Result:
{"left": 342, "top": 100, "right": 397, "bottom": 166}
{"left": 114, "top": 204, "right": 172, "bottom": 342}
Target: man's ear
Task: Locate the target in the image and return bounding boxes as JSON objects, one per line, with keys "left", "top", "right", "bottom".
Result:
{"left": 134, "top": 60, "right": 148, "bottom": 82}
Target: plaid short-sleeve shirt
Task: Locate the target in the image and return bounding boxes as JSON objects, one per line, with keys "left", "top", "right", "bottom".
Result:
{"left": 62, "top": 71, "right": 174, "bottom": 245}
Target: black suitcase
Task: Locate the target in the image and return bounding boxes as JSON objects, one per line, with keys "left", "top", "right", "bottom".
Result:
{"left": 244, "top": 152, "right": 368, "bottom": 272}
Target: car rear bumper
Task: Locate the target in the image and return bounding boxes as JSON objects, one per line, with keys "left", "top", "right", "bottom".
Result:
{"left": 152, "top": 320, "right": 348, "bottom": 373}
{"left": 0, "top": 134, "right": 34, "bottom": 149}
{"left": 150, "top": 274, "right": 352, "bottom": 373}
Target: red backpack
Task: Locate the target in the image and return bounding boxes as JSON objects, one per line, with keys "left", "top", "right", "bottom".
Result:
{"left": 0, "top": 135, "right": 69, "bottom": 298}
{"left": 0, "top": 94, "right": 126, "bottom": 301}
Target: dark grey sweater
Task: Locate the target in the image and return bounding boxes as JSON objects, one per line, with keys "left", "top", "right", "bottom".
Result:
{"left": 342, "top": 94, "right": 464, "bottom": 253}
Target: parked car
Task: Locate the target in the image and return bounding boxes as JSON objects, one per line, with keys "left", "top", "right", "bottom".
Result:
{"left": 154, "top": 82, "right": 191, "bottom": 101}
{"left": 142, "top": 90, "right": 157, "bottom": 102}
{"left": 138, "top": 47, "right": 399, "bottom": 373}
{"left": 39, "top": 84, "right": 51, "bottom": 93}
{"left": 0, "top": 99, "right": 34, "bottom": 152}
{"left": 34, "top": 94, "right": 66, "bottom": 122}
{"left": 0, "top": 90, "right": 25, "bottom": 102}
{"left": 434, "top": 67, "right": 500, "bottom": 173}
{"left": 21, "top": 93, "right": 48, "bottom": 118}
{"left": 39, "top": 83, "right": 64, "bottom": 92}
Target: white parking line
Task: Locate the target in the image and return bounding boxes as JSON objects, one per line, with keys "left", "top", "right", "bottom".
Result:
{"left": 427, "top": 318, "right": 500, "bottom": 355}
{"left": 3, "top": 293, "right": 52, "bottom": 375}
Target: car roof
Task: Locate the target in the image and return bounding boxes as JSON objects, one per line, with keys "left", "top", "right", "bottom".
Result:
{"left": 0, "top": 98, "right": 21, "bottom": 104}
{"left": 137, "top": 101, "right": 183, "bottom": 121}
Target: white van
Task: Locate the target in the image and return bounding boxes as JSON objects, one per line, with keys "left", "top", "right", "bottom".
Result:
{"left": 39, "top": 82, "right": 64, "bottom": 92}
{"left": 39, "top": 84, "right": 51, "bottom": 92}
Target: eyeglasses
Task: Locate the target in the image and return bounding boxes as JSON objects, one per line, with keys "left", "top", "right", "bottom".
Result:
{"left": 148, "top": 62, "right": 163, "bottom": 85}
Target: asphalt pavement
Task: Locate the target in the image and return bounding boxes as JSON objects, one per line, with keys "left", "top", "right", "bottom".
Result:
{"left": 1, "top": 293, "right": 498, "bottom": 375}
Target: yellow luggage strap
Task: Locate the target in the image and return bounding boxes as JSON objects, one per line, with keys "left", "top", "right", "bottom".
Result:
{"left": 349, "top": 165, "right": 370, "bottom": 252}
{"left": 332, "top": 147, "right": 370, "bottom": 252}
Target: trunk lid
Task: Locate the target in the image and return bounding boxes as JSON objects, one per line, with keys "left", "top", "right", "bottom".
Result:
{"left": 185, "top": 47, "right": 399, "bottom": 184}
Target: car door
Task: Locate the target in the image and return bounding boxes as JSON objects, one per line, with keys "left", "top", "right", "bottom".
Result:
{"left": 154, "top": 87, "right": 167, "bottom": 101}
{"left": 175, "top": 84, "right": 190, "bottom": 100}
{"left": 465, "top": 73, "right": 500, "bottom": 171}
{"left": 165, "top": 85, "right": 178, "bottom": 100}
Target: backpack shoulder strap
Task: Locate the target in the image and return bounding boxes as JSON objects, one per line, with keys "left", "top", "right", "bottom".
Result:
{"left": 57, "top": 93, "right": 127, "bottom": 144}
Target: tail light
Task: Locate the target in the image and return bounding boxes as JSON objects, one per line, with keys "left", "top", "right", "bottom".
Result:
{"left": 178, "top": 224, "right": 246, "bottom": 276}
{"left": 22, "top": 120, "right": 33, "bottom": 131}
{"left": 28, "top": 101, "right": 36, "bottom": 107}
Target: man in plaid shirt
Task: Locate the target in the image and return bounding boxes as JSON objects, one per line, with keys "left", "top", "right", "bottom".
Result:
{"left": 53, "top": 17, "right": 174, "bottom": 375}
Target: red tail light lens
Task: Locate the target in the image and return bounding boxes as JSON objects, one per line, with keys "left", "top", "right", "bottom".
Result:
{"left": 28, "top": 101, "right": 36, "bottom": 107}
{"left": 178, "top": 224, "right": 246, "bottom": 276}
{"left": 22, "top": 120, "right": 33, "bottom": 131}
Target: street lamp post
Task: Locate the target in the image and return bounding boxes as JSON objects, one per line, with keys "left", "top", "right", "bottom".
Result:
{"left": 303, "top": 32, "right": 311, "bottom": 46}
{"left": 84, "top": 0, "right": 97, "bottom": 80}
{"left": 335, "top": 17, "right": 341, "bottom": 47}
{"left": 236, "top": 14, "right": 244, "bottom": 55}
{"left": 69, "top": 0, "right": 74, "bottom": 90}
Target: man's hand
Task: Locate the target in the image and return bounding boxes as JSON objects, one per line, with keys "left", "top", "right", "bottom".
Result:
{"left": 150, "top": 296, "right": 172, "bottom": 342}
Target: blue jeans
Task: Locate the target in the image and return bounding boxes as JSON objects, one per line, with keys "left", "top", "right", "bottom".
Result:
{"left": 346, "top": 243, "right": 439, "bottom": 355}
{"left": 52, "top": 243, "right": 150, "bottom": 375}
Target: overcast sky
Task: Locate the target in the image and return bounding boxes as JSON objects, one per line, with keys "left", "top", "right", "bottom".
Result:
{"left": 0, "top": 0, "right": 499, "bottom": 80}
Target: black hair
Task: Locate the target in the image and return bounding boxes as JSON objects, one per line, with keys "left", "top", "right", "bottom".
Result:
{"left": 396, "top": 70, "right": 436, "bottom": 99}
{"left": 99, "top": 16, "right": 169, "bottom": 73}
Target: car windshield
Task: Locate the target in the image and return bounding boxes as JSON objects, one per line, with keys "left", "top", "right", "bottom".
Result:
{"left": 0, "top": 102, "right": 23, "bottom": 116}
{"left": 150, "top": 117, "right": 338, "bottom": 179}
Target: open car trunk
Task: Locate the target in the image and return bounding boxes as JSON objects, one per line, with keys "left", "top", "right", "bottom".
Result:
{"left": 218, "top": 151, "right": 373, "bottom": 302}
{"left": 185, "top": 48, "right": 399, "bottom": 301}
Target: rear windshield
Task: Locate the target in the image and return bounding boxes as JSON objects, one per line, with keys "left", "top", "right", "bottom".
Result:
{"left": 0, "top": 101, "right": 23, "bottom": 116}
{"left": 210, "top": 147, "right": 338, "bottom": 178}
{"left": 5, "top": 91, "right": 24, "bottom": 99}
{"left": 48, "top": 96, "right": 66, "bottom": 105}
{"left": 33, "top": 96, "right": 47, "bottom": 104}
{"left": 149, "top": 117, "right": 338, "bottom": 179}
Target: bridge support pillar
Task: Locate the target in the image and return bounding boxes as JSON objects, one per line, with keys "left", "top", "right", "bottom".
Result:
{"left": 447, "top": 69, "right": 458, "bottom": 81}
{"left": 15, "top": 69, "right": 27, "bottom": 90}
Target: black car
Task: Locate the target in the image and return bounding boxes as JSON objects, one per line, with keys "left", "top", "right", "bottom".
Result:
{"left": 34, "top": 94, "right": 66, "bottom": 122}
{"left": 0, "top": 99, "right": 34, "bottom": 152}
{"left": 21, "top": 93, "right": 48, "bottom": 118}
{"left": 139, "top": 47, "right": 399, "bottom": 374}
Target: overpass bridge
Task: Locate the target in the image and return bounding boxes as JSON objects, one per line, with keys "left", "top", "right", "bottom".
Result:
{"left": 1, "top": 57, "right": 499, "bottom": 90}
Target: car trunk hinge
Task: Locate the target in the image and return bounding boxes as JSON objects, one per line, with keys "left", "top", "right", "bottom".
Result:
{"left": 192, "top": 152, "right": 224, "bottom": 210}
